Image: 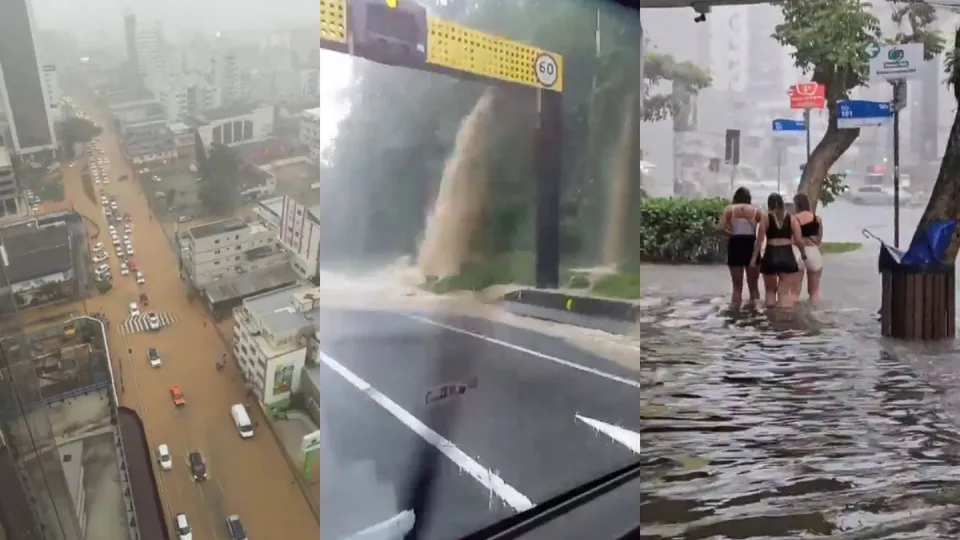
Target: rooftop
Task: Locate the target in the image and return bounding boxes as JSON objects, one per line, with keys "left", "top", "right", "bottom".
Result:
{"left": 0, "top": 222, "right": 73, "bottom": 284}
{"left": 186, "top": 102, "right": 266, "bottom": 125}
{"left": 167, "top": 122, "right": 191, "bottom": 133}
{"left": 243, "top": 284, "right": 315, "bottom": 336}
{"left": 188, "top": 218, "right": 248, "bottom": 239}
{"left": 204, "top": 265, "right": 300, "bottom": 305}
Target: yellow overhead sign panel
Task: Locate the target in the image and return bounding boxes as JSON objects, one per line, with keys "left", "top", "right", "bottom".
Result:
{"left": 320, "top": 0, "right": 347, "bottom": 43}
{"left": 426, "top": 19, "right": 563, "bottom": 92}
{"left": 318, "top": 0, "right": 564, "bottom": 92}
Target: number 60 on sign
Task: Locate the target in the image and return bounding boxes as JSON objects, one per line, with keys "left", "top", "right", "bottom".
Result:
{"left": 535, "top": 53, "right": 558, "bottom": 88}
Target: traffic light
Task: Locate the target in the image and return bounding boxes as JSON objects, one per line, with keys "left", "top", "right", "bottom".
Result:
{"left": 349, "top": 0, "right": 428, "bottom": 65}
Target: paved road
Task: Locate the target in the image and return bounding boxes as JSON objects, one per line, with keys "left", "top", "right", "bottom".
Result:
{"left": 314, "top": 308, "right": 642, "bottom": 539}
{"left": 67, "top": 114, "right": 318, "bottom": 540}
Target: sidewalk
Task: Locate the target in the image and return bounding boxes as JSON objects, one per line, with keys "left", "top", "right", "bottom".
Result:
{"left": 640, "top": 248, "right": 879, "bottom": 310}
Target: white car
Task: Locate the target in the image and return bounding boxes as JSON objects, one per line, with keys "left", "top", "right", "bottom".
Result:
{"left": 126, "top": 246, "right": 134, "bottom": 256}
{"left": 129, "top": 302, "right": 140, "bottom": 317}
{"left": 92, "top": 241, "right": 103, "bottom": 251}
{"left": 110, "top": 202, "right": 118, "bottom": 210}
{"left": 96, "top": 263, "right": 110, "bottom": 274}
{"left": 119, "top": 262, "right": 129, "bottom": 276}
{"left": 157, "top": 444, "right": 172, "bottom": 470}
{"left": 93, "top": 252, "right": 108, "bottom": 263}
{"left": 124, "top": 223, "right": 132, "bottom": 233}
{"left": 108, "top": 225, "right": 116, "bottom": 233}
{"left": 146, "top": 312, "right": 161, "bottom": 331}
{"left": 94, "top": 179, "right": 101, "bottom": 185}
{"left": 174, "top": 514, "right": 192, "bottom": 540}
{"left": 846, "top": 185, "right": 914, "bottom": 206}
{"left": 112, "top": 237, "right": 121, "bottom": 247}
{"left": 103, "top": 178, "right": 110, "bottom": 184}
{"left": 136, "top": 271, "right": 145, "bottom": 285}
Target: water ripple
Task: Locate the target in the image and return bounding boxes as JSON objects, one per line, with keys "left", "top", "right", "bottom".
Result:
{"left": 640, "top": 304, "right": 960, "bottom": 539}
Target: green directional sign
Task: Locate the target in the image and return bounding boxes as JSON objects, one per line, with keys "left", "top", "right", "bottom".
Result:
{"left": 865, "top": 42, "right": 881, "bottom": 58}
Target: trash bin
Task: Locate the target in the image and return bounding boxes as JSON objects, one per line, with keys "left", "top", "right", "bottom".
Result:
{"left": 876, "top": 220, "right": 957, "bottom": 340}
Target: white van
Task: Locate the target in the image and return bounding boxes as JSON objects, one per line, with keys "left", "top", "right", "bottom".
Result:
{"left": 230, "top": 404, "right": 254, "bottom": 438}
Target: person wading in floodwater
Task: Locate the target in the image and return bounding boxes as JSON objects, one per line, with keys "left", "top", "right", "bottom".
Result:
{"left": 792, "top": 193, "right": 824, "bottom": 302}
{"left": 715, "top": 187, "right": 762, "bottom": 306}
{"left": 750, "top": 193, "right": 808, "bottom": 308}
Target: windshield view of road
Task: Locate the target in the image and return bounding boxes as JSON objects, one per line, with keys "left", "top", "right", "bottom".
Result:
{"left": 6, "top": 0, "right": 960, "bottom": 539}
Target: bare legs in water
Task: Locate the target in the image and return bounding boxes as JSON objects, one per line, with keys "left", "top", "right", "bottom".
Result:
{"left": 728, "top": 265, "right": 761, "bottom": 306}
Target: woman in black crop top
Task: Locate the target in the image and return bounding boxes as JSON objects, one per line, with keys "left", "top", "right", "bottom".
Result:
{"left": 749, "top": 193, "right": 807, "bottom": 308}
{"left": 793, "top": 193, "right": 824, "bottom": 301}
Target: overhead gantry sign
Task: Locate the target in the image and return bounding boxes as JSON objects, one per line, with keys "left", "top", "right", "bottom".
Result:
{"left": 319, "top": 0, "right": 565, "bottom": 288}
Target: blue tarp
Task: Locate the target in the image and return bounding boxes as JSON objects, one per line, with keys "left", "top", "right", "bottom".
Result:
{"left": 872, "top": 220, "right": 958, "bottom": 272}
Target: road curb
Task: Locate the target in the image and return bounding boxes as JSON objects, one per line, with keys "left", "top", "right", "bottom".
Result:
{"left": 502, "top": 289, "right": 641, "bottom": 323}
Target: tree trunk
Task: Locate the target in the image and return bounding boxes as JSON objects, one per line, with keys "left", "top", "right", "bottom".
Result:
{"left": 911, "top": 106, "right": 960, "bottom": 261}
{"left": 601, "top": 92, "right": 636, "bottom": 268}
{"left": 798, "top": 106, "right": 860, "bottom": 208}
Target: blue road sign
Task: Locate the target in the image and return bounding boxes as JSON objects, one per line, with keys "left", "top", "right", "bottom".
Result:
{"left": 836, "top": 100, "right": 893, "bottom": 129}
{"left": 772, "top": 119, "right": 806, "bottom": 133}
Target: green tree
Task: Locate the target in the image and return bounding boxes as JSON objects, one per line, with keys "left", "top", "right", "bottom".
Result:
{"left": 197, "top": 144, "right": 240, "bottom": 216}
{"left": 60, "top": 116, "right": 102, "bottom": 145}
{"left": 774, "top": 0, "right": 942, "bottom": 206}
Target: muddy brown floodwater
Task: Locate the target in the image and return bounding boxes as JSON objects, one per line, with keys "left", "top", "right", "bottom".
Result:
{"left": 639, "top": 249, "right": 960, "bottom": 539}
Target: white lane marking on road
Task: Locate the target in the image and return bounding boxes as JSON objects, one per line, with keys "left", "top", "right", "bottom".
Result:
{"left": 575, "top": 414, "right": 640, "bottom": 454}
{"left": 404, "top": 314, "right": 643, "bottom": 389}
{"left": 318, "top": 351, "right": 534, "bottom": 512}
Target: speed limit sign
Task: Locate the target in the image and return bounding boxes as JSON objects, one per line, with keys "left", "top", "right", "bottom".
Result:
{"left": 534, "top": 53, "right": 558, "bottom": 88}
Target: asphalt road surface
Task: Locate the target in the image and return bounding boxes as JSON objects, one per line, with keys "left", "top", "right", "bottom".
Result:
{"left": 314, "top": 308, "right": 642, "bottom": 539}
{"left": 65, "top": 116, "right": 318, "bottom": 539}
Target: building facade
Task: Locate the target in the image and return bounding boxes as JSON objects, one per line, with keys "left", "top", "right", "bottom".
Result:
{"left": 0, "top": 148, "right": 19, "bottom": 217}
{"left": 0, "top": 0, "right": 57, "bottom": 155}
{"left": 232, "top": 285, "right": 318, "bottom": 407}
{"left": 299, "top": 107, "right": 323, "bottom": 162}
{"left": 190, "top": 104, "right": 274, "bottom": 148}
{"left": 40, "top": 65, "right": 62, "bottom": 123}
{"left": 182, "top": 218, "right": 289, "bottom": 287}
{"left": 122, "top": 122, "right": 177, "bottom": 165}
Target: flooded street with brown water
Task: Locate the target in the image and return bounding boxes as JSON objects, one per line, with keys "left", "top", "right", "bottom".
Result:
{"left": 637, "top": 236, "right": 960, "bottom": 539}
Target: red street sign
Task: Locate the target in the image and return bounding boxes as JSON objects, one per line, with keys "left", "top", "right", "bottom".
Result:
{"left": 789, "top": 83, "right": 825, "bottom": 109}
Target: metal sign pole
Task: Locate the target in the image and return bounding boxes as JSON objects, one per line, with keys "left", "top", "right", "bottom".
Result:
{"left": 803, "top": 108, "right": 811, "bottom": 161}
{"left": 891, "top": 80, "right": 906, "bottom": 249}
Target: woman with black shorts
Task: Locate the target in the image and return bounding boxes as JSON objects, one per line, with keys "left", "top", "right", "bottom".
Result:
{"left": 715, "top": 187, "right": 761, "bottom": 305}
{"left": 750, "top": 193, "right": 807, "bottom": 308}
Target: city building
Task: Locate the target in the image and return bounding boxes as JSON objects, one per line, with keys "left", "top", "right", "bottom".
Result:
{"left": 211, "top": 48, "right": 242, "bottom": 105}
{"left": 0, "top": 216, "right": 77, "bottom": 308}
{"left": 299, "top": 107, "right": 323, "bottom": 162}
{"left": 232, "top": 284, "right": 318, "bottom": 408}
{"left": 0, "top": 148, "right": 19, "bottom": 218}
{"left": 40, "top": 64, "right": 62, "bottom": 123}
{"left": 187, "top": 103, "right": 275, "bottom": 148}
{"left": 256, "top": 196, "right": 320, "bottom": 282}
{"left": 107, "top": 97, "right": 167, "bottom": 134}
{"left": 181, "top": 217, "right": 289, "bottom": 288}
{"left": 121, "top": 122, "right": 177, "bottom": 165}
{"left": 157, "top": 75, "right": 217, "bottom": 122}
{"left": 0, "top": 0, "right": 58, "bottom": 155}
{"left": 167, "top": 122, "right": 196, "bottom": 159}
{"left": 135, "top": 23, "right": 166, "bottom": 93}
{"left": 124, "top": 11, "right": 139, "bottom": 87}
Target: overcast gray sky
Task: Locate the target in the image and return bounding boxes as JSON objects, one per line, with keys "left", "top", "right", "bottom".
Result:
{"left": 33, "top": 0, "right": 317, "bottom": 35}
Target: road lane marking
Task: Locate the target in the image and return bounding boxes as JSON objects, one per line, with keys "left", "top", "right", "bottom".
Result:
{"left": 404, "top": 314, "right": 643, "bottom": 389}
{"left": 575, "top": 414, "right": 640, "bottom": 453}
{"left": 317, "top": 351, "right": 534, "bottom": 512}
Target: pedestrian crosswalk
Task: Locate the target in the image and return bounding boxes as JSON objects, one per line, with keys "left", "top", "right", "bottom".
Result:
{"left": 120, "top": 312, "right": 178, "bottom": 335}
